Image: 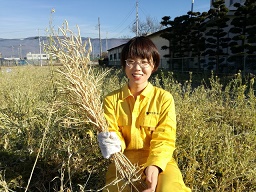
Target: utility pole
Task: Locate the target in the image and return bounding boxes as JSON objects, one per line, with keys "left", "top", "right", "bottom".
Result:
{"left": 38, "top": 29, "right": 42, "bottom": 66}
{"left": 98, "top": 17, "right": 102, "bottom": 58}
{"left": 18, "top": 44, "right": 22, "bottom": 59}
{"left": 92, "top": 43, "right": 94, "bottom": 60}
{"left": 191, "top": 0, "right": 194, "bottom": 13}
{"left": 11, "top": 46, "right": 14, "bottom": 58}
{"left": 18, "top": 46, "right": 20, "bottom": 59}
{"left": 136, "top": 0, "right": 139, "bottom": 37}
{"left": 106, "top": 32, "right": 108, "bottom": 52}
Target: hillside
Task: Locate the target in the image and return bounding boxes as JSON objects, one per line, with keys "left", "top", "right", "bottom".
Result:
{"left": 0, "top": 37, "right": 129, "bottom": 58}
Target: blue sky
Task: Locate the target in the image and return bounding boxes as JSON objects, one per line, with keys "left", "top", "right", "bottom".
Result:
{"left": 0, "top": 0, "right": 210, "bottom": 39}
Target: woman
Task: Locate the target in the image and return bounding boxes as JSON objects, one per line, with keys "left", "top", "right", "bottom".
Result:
{"left": 98, "top": 36, "right": 191, "bottom": 192}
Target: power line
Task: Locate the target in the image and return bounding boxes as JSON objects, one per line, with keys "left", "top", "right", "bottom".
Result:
{"left": 138, "top": 5, "right": 148, "bottom": 18}
{"left": 110, "top": 4, "right": 136, "bottom": 33}
{"left": 114, "top": 19, "right": 135, "bottom": 38}
{"left": 108, "top": 3, "right": 136, "bottom": 38}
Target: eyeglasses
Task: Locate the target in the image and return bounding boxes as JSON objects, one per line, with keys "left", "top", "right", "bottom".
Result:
{"left": 125, "top": 59, "right": 151, "bottom": 68}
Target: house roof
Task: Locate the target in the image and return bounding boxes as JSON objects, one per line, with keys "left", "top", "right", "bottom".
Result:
{"left": 107, "top": 27, "right": 170, "bottom": 52}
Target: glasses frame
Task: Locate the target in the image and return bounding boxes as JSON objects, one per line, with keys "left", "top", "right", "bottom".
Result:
{"left": 125, "top": 59, "right": 151, "bottom": 69}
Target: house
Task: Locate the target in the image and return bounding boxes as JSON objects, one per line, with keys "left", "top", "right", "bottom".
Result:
{"left": 107, "top": 45, "right": 123, "bottom": 67}
{"left": 107, "top": 29, "right": 169, "bottom": 68}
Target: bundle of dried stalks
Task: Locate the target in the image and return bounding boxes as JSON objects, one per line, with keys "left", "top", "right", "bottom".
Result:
{"left": 45, "top": 21, "right": 146, "bottom": 191}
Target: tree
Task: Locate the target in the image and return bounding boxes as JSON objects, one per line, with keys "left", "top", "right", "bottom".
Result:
{"left": 203, "top": 0, "right": 230, "bottom": 73}
{"left": 160, "top": 15, "right": 195, "bottom": 70}
{"left": 160, "top": 16, "right": 175, "bottom": 69}
{"left": 245, "top": 0, "right": 256, "bottom": 71}
{"left": 160, "top": 11, "right": 208, "bottom": 71}
{"left": 131, "top": 16, "right": 163, "bottom": 36}
{"left": 187, "top": 11, "right": 208, "bottom": 71}
{"left": 227, "top": 0, "right": 256, "bottom": 72}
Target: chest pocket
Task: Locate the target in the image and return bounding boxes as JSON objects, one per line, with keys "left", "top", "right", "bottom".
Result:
{"left": 140, "top": 114, "right": 159, "bottom": 132}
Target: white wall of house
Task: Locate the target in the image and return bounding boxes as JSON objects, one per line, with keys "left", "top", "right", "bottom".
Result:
{"left": 108, "top": 46, "right": 123, "bottom": 66}
{"left": 149, "top": 33, "right": 169, "bottom": 69}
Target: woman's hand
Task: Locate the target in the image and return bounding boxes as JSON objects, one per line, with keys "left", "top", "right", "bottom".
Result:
{"left": 142, "top": 165, "right": 160, "bottom": 192}
{"left": 97, "top": 132, "right": 121, "bottom": 159}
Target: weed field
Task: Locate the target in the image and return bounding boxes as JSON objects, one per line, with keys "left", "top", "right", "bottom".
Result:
{"left": 0, "top": 66, "right": 255, "bottom": 191}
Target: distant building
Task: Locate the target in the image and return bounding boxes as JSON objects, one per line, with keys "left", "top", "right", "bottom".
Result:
{"left": 0, "top": 57, "right": 21, "bottom": 66}
{"left": 26, "top": 52, "right": 49, "bottom": 60}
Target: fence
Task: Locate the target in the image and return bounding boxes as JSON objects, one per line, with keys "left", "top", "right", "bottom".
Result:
{"left": 0, "top": 59, "right": 51, "bottom": 67}
{"left": 2, "top": 54, "right": 256, "bottom": 74}
{"left": 159, "top": 54, "right": 256, "bottom": 74}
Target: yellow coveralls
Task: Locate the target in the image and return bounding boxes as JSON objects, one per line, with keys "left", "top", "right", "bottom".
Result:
{"left": 103, "top": 83, "right": 191, "bottom": 192}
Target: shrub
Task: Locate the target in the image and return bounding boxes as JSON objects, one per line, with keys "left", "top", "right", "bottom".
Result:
{"left": 0, "top": 66, "right": 255, "bottom": 191}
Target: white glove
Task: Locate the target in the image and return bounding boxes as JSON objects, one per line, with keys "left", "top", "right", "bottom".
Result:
{"left": 97, "top": 132, "right": 121, "bottom": 159}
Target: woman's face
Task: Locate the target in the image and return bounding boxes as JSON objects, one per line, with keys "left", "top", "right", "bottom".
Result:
{"left": 125, "top": 57, "right": 154, "bottom": 88}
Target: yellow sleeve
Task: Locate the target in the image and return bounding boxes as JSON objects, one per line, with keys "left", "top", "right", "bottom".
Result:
{"left": 144, "top": 92, "right": 176, "bottom": 171}
{"left": 103, "top": 95, "right": 126, "bottom": 151}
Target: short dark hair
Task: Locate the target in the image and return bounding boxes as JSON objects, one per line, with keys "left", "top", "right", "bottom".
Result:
{"left": 120, "top": 36, "right": 160, "bottom": 72}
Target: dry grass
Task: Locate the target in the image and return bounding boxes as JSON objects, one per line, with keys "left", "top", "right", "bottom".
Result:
{"left": 0, "top": 65, "right": 255, "bottom": 191}
{"left": 153, "top": 71, "right": 256, "bottom": 191}
{"left": 0, "top": 172, "right": 9, "bottom": 192}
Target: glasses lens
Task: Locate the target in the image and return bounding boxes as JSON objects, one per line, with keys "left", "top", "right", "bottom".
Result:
{"left": 126, "top": 60, "right": 150, "bottom": 68}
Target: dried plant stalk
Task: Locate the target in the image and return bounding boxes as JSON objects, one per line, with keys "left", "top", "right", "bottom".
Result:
{"left": 45, "top": 20, "right": 146, "bottom": 191}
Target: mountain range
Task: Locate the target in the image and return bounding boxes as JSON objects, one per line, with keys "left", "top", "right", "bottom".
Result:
{"left": 0, "top": 37, "right": 129, "bottom": 58}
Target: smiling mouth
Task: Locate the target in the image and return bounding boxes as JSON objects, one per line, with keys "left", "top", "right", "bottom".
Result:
{"left": 132, "top": 74, "right": 143, "bottom": 77}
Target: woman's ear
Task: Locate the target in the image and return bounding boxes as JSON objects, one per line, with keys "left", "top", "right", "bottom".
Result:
{"left": 152, "top": 65, "right": 157, "bottom": 73}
